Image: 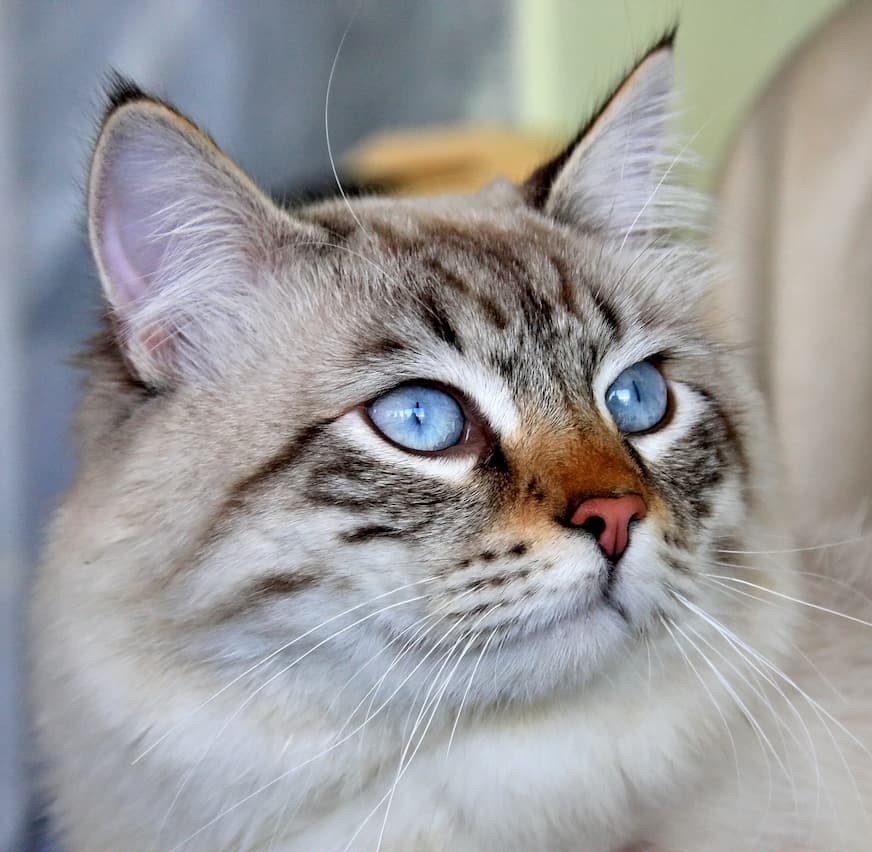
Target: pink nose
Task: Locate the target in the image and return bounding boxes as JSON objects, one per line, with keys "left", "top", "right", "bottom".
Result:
{"left": 567, "top": 494, "right": 647, "bottom": 560}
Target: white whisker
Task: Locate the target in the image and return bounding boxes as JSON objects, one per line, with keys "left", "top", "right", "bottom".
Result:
{"left": 617, "top": 119, "right": 709, "bottom": 253}
{"left": 681, "top": 618, "right": 821, "bottom": 817}
{"left": 445, "top": 628, "right": 495, "bottom": 758}
{"left": 268, "top": 602, "right": 460, "bottom": 848}
{"left": 715, "top": 535, "right": 869, "bottom": 557}
{"left": 133, "top": 577, "right": 437, "bottom": 764}
{"left": 675, "top": 592, "right": 872, "bottom": 832}
{"left": 711, "top": 558, "right": 872, "bottom": 612}
{"left": 324, "top": 10, "right": 369, "bottom": 235}
{"left": 702, "top": 574, "right": 872, "bottom": 630}
{"left": 660, "top": 616, "right": 743, "bottom": 794}
{"left": 375, "top": 625, "right": 480, "bottom": 851}
{"left": 169, "top": 606, "right": 474, "bottom": 851}
{"left": 158, "top": 591, "right": 431, "bottom": 845}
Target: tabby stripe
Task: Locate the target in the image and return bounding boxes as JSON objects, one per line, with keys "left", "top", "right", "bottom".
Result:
{"left": 550, "top": 253, "right": 579, "bottom": 319}
{"left": 423, "top": 256, "right": 509, "bottom": 331}
{"left": 518, "top": 283, "right": 555, "bottom": 332}
{"left": 228, "top": 421, "right": 327, "bottom": 501}
{"left": 206, "top": 572, "right": 321, "bottom": 623}
{"left": 341, "top": 525, "right": 403, "bottom": 543}
{"left": 589, "top": 287, "right": 622, "bottom": 338}
{"left": 194, "top": 421, "right": 330, "bottom": 557}
{"left": 683, "top": 382, "right": 749, "bottom": 484}
{"left": 423, "top": 256, "right": 468, "bottom": 294}
{"left": 421, "top": 222, "right": 527, "bottom": 291}
{"left": 360, "top": 337, "right": 408, "bottom": 359}
{"left": 664, "top": 554, "right": 691, "bottom": 574}
{"left": 246, "top": 572, "right": 320, "bottom": 597}
{"left": 476, "top": 294, "right": 509, "bottom": 330}
{"left": 420, "top": 293, "right": 463, "bottom": 352}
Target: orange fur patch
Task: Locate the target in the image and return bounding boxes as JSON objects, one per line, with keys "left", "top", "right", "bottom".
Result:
{"left": 501, "top": 418, "right": 664, "bottom": 539}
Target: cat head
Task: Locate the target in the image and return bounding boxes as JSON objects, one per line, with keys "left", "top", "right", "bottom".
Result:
{"left": 73, "top": 38, "right": 783, "bottom": 718}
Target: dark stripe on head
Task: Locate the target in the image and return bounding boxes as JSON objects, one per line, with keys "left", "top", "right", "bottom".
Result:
{"left": 306, "top": 454, "right": 379, "bottom": 511}
{"left": 551, "top": 254, "right": 579, "bottom": 318}
{"left": 664, "top": 554, "right": 691, "bottom": 574}
{"left": 422, "top": 256, "right": 507, "bottom": 329}
{"left": 360, "top": 337, "right": 408, "bottom": 359}
{"left": 371, "top": 220, "right": 413, "bottom": 255}
{"left": 518, "top": 283, "right": 555, "bottom": 334}
{"left": 477, "top": 294, "right": 509, "bottom": 330}
{"left": 420, "top": 222, "right": 528, "bottom": 292}
{"left": 589, "top": 287, "right": 622, "bottom": 339}
{"left": 247, "top": 572, "right": 320, "bottom": 598}
{"left": 305, "top": 445, "right": 456, "bottom": 516}
{"left": 488, "top": 351, "right": 518, "bottom": 381}
{"left": 420, "top": 292, "right": 463, "bottom": 353}
{"left": 423, "top": 257, "right": 469, "bottom": 294}
{"left": 424, "top": 257, "right": 509, "bottom": 331}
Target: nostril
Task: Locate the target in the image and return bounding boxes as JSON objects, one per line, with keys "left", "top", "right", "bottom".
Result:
{"left": 580, "top": 515, "right": 606, "bottom": 539}
{"left": 565, "top": 493, "right": 647, "bottom": 560}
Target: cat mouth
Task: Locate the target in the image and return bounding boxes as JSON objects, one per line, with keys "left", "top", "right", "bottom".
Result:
{"left": 456, "top": 576, "right": 634, "bottom": 650}
{"left": 419, "top": 548, "right": 639, "bottom": 648}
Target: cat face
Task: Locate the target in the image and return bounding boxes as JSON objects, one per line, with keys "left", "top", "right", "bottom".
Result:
{"left": 75, "top": 45, "right": 772, "bottom": 721}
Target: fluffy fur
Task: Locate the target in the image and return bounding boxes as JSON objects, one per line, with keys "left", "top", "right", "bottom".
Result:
{"left": 31, "top": 40, "right": 872, "bottom": 851}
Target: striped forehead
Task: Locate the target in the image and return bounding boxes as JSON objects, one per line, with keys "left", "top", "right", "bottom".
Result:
{"left": 387, "top": 230, "right": 627, "bottom": 410}
{"left": 309, "top": 214, "right": 660, "bottom": 438}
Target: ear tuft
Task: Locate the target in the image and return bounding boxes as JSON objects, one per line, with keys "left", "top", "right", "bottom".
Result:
{"left": 103, "top": 70, "right": 151, "bottom": 115}
{"left": 87, "top": 85, "right": 286, "bottom": 387}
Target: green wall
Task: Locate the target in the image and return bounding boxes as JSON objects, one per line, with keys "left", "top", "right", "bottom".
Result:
{"left": 515, "top": 0, "right": 846, "bottom": 186}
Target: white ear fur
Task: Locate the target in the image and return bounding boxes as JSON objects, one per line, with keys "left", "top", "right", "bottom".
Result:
{"left": 88, "top": 95, "right": 286, "bottom": 386}
{"left": 530, "top": 40, "right": 701, "bottom": 246}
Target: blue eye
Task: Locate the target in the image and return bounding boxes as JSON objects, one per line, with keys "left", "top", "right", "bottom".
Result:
{"left": 368, "top": 385, "right": 465, "bottom": 452}
{"left": 605, "top": 361, "right": 668, "bottom": 433}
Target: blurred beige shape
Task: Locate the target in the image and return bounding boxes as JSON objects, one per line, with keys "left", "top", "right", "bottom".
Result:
{"left": 345, "top": 127, "right": 560, "bottom": 196}
{"left": 716, "top": 0, "right": 872, "bottom": 525}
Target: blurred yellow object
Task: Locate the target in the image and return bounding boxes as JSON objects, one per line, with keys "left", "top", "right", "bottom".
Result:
{"left": 343, "top": 127, "right": 562, "bottom": 196}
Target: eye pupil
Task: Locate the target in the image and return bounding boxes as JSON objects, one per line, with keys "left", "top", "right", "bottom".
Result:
{"left": 368, "top": 385, "right": 465, "bottom": 452}
{"left": 605, "top": 361, "right": 668, "bottom": 433}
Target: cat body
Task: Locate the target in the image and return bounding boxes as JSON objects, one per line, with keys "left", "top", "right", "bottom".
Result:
{"left": 31, "top": 42, "right": 872, "bottom": 850}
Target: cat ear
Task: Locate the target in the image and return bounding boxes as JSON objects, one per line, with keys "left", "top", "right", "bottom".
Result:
{"left": 88, "top": 79, "right": 288, "bottom": 387}
{"left": 525, "top": 36, "right": 688, "bottom": 243}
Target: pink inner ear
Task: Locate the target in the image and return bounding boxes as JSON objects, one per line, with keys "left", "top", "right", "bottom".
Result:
{"left": 101, "top": 202, "right": 150, "bottom": 308}
{"left": 90, "top": 105, "right": 271, "bottom": 384}
{"left": 98, "top": 144, "right": 174, "bottom": 311}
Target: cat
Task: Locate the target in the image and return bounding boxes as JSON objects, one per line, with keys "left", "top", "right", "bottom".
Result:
{"left": 30, "top": 35, "right": 872, "bottom": 851}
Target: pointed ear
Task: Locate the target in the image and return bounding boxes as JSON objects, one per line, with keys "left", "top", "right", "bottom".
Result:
{"left": 525, "top": 36, "right": 689, "bottom": 243}
{"left": 88, "top": 80, "right": 289, "bottom": 387}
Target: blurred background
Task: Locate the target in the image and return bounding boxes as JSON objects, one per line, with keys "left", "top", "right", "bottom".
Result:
{"left": 1, "top": 0, "right": 850, "bottom": 847}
